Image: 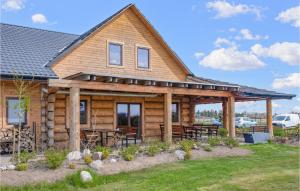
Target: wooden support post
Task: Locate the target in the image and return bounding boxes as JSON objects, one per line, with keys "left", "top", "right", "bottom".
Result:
{"left": 189, "top": 97, "right": 196, "bottom": 125}
{"left": 266, "top": 98, "right": 273, "bottom": 138}
{"left": 222, "top": 98, "right": 229, "bottom": 132}
{"left": 164, "top": 92, "right": 172, "bottom": 143}
{"left": 69, "top": 87, "right": 80, "bottom": 151}
{"left": 228, "top": 96, "right": 236, "bottom": 137}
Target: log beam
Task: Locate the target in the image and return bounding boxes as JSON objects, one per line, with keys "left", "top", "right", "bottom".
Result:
{"left": 222, "top": 98, "right": 229, "bottom": 133}
{"left": 164, "top": 92, "right": 172, "bottom": 143}
{"left": 228, "top": 96, "right": 236, "bottom": 137}
{"left": 69, "top": 87, "right": 80, "bottom": 151}
{"left": 266, "top": 98, "right": 273, "bottom": 138}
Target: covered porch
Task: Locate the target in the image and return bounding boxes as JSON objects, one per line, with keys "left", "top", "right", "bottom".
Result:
{"left": 45, "top": 73, "right": 285, "bottom": 151}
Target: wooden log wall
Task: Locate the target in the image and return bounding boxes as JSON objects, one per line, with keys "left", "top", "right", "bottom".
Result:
{"left": 47, "top": 93, "right": 55, "bottom": 147}
{"left": 53, "top": 94, "right": 68, "bottom": 149}
{"left": 40, "top": 85, "right": 48, "bottom": 150}
{"left": 91, "top": 96, "right": 114, "bottom": 130}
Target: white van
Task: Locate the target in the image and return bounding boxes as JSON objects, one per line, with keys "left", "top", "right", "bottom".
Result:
{"left": 272, "top": 114, "right": 300, "bottom": 128}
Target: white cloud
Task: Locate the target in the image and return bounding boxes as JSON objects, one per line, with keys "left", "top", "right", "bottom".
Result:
{"left": 199, "top": 47, "right": 265, "bottom": 71}
{"left": 251, "top": 42, "right": 300, "bottom": 65}
{"left": 194, "top": 52, "right": 205, "bottom": 59}
{"left": 32, "top": 13, "right": 48, "bottom": 24}
{"left": 292, "top": 106, "right": 300, "bottom": 112}
{"left": 214, "top": 37, "right": 236, "bottom": 48}
{"left": 276, "top": 6, "right": 300, "bottom": 28}
{"left": 1, "top": 0, "right": 24, "bottom": 11}
{"left": 229, "top": 27, "right": 236, "bottom": 32}
{"left": 272, "top": 102, "right": 281, "bottom": 108}
{"left": 235, "top": 29, "right": 269, "bottom": 40}
{"left": 272, "top": 73, "right": 300, "bottom": 89}
{"left": 206, "top": 0, "right": 261, "bottom": 19}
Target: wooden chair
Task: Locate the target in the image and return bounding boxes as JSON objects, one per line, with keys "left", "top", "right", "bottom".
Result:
{"left": 160, "top": 124, "right": 184, "bottom": 141}
{"left": 80, "top": 129, "right": 101, "bottom": 149}
{"left": 201, "top": 125, "right": 219, "bottom": 137}
{"left": 118, "top": 126, "right": 137, "bottom": 147}
{"left": 183, "top": 125, "right": 195, "bottom": 139}
{"left": 251, "top": 125, "right": 268, "bottom": 133}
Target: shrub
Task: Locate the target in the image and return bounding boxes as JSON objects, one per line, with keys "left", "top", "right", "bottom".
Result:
{"left": 274, "top": 128, "right": 285, "bottom": 137}
{"left": 16, "top": 163, "right": 28, "bottom": 171}
{"left": 121, "top": 145, "right": 139, "bottom": 161}
{"left": 184, "top": 151, "right": 192, "bottom": 160}
{"left": 13, "top": 150, "right": 36, "bottom": 163}
{"left": 203, "top": 145, "right": 212, "bottom": 152}
{"left": 94, "top": 146, "right": 111, "bottom": 160}
{"left": 69, "top": 163, "right": 76, "bottom": 169}
{"left": 156, "top": 142, "right": 170, "bottom": 151}
{"left": 146, "top": 144, "right": 160, "bottom": 156}
{"left": 223, "top": 137, "right": 239, "bottom": 148}
{"left": 84, "top": 155, "right": 93, "bottom": 164}
{"left": 44, "top": 149, "right": 67, "bottom": 169}
{"left": 208, "top": 137, "right": 221, "bottom": 147}
{"left": 218, "top": 128, "right": 228, "bottom": 137}
{"left": 179, "top": 139, "right": 194, "bottom": 152}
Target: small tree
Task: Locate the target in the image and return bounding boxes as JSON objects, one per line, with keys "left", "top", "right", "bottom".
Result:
{"left": 12, "top": 74, "right": 36, "bottom": 163}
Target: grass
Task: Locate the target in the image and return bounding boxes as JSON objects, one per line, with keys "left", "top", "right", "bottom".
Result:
{"left": 2, "top": 144, "right": 299, "bottom": 191}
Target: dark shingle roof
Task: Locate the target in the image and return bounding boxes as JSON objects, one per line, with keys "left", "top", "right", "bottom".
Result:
{"left": 0, "top": 23, "right": 79, "bottom": 78}
{"left": 189, "top": 75, "right": 295, "bottom": 99}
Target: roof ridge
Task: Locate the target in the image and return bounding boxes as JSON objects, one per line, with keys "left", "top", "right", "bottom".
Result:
{"left": 0, "top": 22, "right": 79, "bottom": 36}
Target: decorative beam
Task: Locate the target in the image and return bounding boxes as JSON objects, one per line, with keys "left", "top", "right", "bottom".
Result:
{"left": 164, "top": 92, "right": 172, "bottom": 143}
{"left": 228, "top": 96, "right": 236, "bottom": 137}
{"left": 266, "top": 98, "right": 273, "bottom": 138}
{"left": 69, "top": 87, "right": 80, "bottom": 151}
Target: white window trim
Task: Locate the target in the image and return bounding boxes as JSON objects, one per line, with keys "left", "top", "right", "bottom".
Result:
{"left": 135, "top": 44, "right": 151, "bottom": 71}
{"left": 106, "top": 40, "right": 124, "bottom": 68}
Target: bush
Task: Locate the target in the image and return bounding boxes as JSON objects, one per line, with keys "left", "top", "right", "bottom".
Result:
{"left": 146, "top": 144, "right": 160, "bottom": 156}
{"left": 203, "top": 145, "right": 212, "bottom": 152}
{"left": 184, "top": 151, "right": 192, "bottom": 160}
{"left": 179, "top": 139, "right": 194, "bottom": 152}
{"left": 44, "top": 149, "right": 67, "bottom": 169}
{"left": 13, "top": 150, "right": 36, "bottom": 163}
{"left": 208, "top": 137, "right": 221, "bottom": 147}
{"left": 274, "top": 128, "right": 285, "bottom": 137}
{"left": 156, "top": 142, "right": 170, "bottom": 151}
{"left": 94, "top": 146, "right": 111, "bottom": 160}
{"left": 223, "top": 137, "right": 239, "bottom": 148}
{"left": 84, "top": 155, "right": 93, "bottom": 164}
{"left": 16, "top": 163, "right": 28, "bottom": 171}
{"left": 121, "top": 145, "right": 139, "bottom": 161}
{"left": 218, "top": 128, "right": 228, "bottom": 137}
{"left": 69, "top": 163, "right": 76, "bottom": 169}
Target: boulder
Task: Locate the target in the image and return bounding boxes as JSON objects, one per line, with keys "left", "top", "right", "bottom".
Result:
{"left": 6, "top": 164, "right": 16, "bottom": 170}
{"left": 92, "top": 152, "right": 102, "bottom": 160}
{"left": 175, "top": 150, "right": 185, "bottom": 160}
{"left": 110, "top": 158, "right": 117, "bottom": 163}
{"left": 82, "top": 149, "right": 91, "bottom": 157}
{"left": 67, "top": 151, "right": 82, "bottom": 161}
{"left": 89, "top": 160, "right": 103, "bottom": 171}
{"left": 80, "top": 171, "right": 93, "bottom": 182}
{"left": 0, "top": 166, "right": 7, "bottom": 171}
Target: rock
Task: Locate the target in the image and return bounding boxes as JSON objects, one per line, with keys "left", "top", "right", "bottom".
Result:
{"left": 0, "top": 166, "right": 7, "bottom": 171}
{"left": 82, "top": 149, "right": 91, "bottom": 157}
{"left": 175, "top": 150, "right": 185, "bottom": 160}
{"left": 89, "top": 160, "right": 103, "bottom": 171}
{"left": 67, "top": 151, "right": 82, "bottom": 161}
{"left": 92, "top": 152, "right": 102, "bottom": 160}
{"left": 110, "top": 158, "right": 117, "bottom": 163}
{"left": 80, "top": 171, "right": 93, "bottom": 182}
{"left": 6, "top": 164, "right": 16, "bottom": 170}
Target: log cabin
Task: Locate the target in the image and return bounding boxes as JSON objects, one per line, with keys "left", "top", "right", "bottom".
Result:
{"left": 0, "top": 4, "right": 295, "bottom": 151}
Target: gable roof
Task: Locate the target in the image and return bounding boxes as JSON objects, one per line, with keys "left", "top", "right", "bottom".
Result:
{"left": 0, "top": 23, "right": 78, "bottom": 79}
{"left": 44, "top": 4, "right": 192, "bottom": 75}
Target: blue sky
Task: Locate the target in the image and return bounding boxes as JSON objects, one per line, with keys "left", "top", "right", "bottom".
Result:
{"left": 1, "top": 0, "right": 299, "bottom": 113}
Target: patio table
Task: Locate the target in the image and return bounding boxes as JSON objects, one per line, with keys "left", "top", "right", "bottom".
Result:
{"left": 81, "top": 128, "right": 121, "bottom": 146}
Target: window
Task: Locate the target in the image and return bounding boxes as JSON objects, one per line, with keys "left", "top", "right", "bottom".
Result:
{"left": 172, "top": 103, "right": 179, "bottom": 122}
{"left": 109, "top": 43, "right": 122, "bottom": 66}
{"left": 6, "top": 98, "right": 27, "bottom": 125}
{"left": 137, "top": 47, "right": 149, "bottom": 69}
{"left": 80, "top": 100, "right": 87, "bottom": 124}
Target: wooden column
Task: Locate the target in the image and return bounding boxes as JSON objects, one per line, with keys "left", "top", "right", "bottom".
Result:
{"left": 266, "top": 98, "right": 273, "bottom": 138}
{"left": 69, "top": 87, "right": 80, "bottom": 151}
{"left": 228, "top": 96, "right": 236, "bottom": 137}
{"left": 189, "top": 97, "right": 196, "bottom": 125}
{"left": 222, "top": 98, "right": 229, "bottom": 132}
{"left": 164, "top": 92, "right": 172, "bottom": 143}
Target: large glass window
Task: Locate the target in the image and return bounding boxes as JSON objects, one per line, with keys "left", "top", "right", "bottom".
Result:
{"left": 80, "top": 100, "right": 87, "bottom": 124}
{"left": 117, "top": 104, "right": 129, "bottom": 126}
{"left": 172, "top": 103, "right": 179, "bottom": 122}
{"left": 6, "top": 98, "right": 26, "bottom": 125}
{"left": 109, "top": 43, "right": 122, "bottom": 66}
{"left": 137, "top": 47, "right": 149, "bottom": 69}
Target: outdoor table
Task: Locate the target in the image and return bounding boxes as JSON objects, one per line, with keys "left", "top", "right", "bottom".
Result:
{"left": 81, "top": 128, "right": 121, "bottom": 146}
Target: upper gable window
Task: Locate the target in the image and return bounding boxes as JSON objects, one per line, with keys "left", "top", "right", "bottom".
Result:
{"left": 137, "top": 47, "right": 150, "bottom": 69}
{"left": 109, "top": 43, "right": 122, "bottom": 66}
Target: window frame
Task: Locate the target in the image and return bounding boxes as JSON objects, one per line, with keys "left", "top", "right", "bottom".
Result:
{"left": 172, "top": 102, "right": 180, "bottom": 123}
{"left": 80, "top": 100, "right": 88, "bottom": 124}
{"left": 107, "top": 41, "right": 124, "bottom": 67}
{"left": 6, "top": 97, "right": 27, "bottom": 125}
{"left": 136, "top": 46, "right": 150, "bottom": 70}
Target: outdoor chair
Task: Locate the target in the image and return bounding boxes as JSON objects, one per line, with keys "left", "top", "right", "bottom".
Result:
{"left": 183, "top": 125, "right": 195, "bottom": 139}
{"left": 160, "top": 124, "right": 184, "bottom": 141}
{"left": 80, "top": 129, "right": 101, "bottom": 149}
{"left": 118, "top": 126, "right": 137, "bottom": 147}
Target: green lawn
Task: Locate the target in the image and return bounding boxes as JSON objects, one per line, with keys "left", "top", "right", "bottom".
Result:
{"left": 2, "top": 144, "right": 299, "bottom": 191}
